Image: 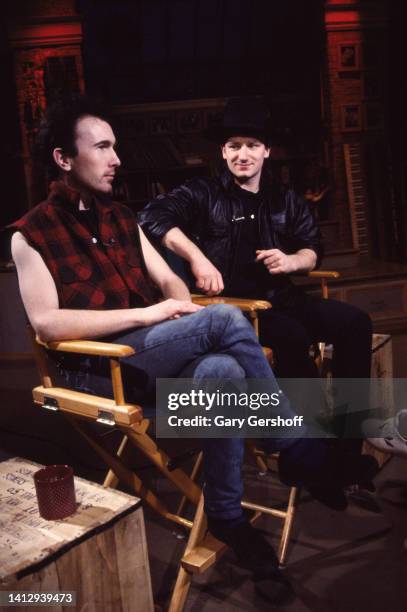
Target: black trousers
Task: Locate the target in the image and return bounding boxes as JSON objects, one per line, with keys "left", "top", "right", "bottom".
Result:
{"left": 258, "top": 294, "right": 372, "bottom": 378}
{"left": 258, "top": 293, "right": 373, "bottom": 443}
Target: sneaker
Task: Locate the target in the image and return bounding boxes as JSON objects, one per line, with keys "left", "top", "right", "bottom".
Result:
{"left": 364, "top": 410, "right": 407, "bottom": 458}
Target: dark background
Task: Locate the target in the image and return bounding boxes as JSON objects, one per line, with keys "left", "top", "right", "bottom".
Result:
{"left": 1, "top": 1, "right": 407, "bottom": 259}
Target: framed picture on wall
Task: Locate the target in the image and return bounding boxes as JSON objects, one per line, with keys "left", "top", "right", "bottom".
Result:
{"left": 341, "top": 104, "right": 362, "bottom": 131}
{"left": 338, "top": 43, "right": 360, "bottom": 71}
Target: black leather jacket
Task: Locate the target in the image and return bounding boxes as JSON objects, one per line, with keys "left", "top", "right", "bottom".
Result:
{"left": 139, "top": 170, "right": 322, "bottom": 292}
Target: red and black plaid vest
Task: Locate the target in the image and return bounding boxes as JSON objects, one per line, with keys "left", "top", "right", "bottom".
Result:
{"left": 12, "top": 181, "right": 158, "bottom": 310}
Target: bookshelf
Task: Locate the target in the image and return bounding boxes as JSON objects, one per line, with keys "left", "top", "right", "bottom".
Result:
{"left": 112, "top": 98, "right": 224, "bottom": 210}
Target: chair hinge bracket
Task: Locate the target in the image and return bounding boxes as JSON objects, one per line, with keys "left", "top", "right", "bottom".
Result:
{"left": 97, "top": 410, "right": 115, "bottom": 426}
{"left": 42, "top": 396, "right": 59, "bottom": 412}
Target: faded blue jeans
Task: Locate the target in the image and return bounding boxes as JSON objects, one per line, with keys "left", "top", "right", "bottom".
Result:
{"left": 59, "top": 304, "right": 306, "bottom": 520}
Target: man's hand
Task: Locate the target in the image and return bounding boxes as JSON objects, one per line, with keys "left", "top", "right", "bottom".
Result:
{"left": 256, "top": 249, "right": 297, "bottom": 275}
{"left": 191, "top": 255, "right": 224, "bottom": 296}
{"left": 161, "top": 227, "right": 224, "bottom": 296}
{"left": 141, "top": 299, "right": 203, "bottom": 326}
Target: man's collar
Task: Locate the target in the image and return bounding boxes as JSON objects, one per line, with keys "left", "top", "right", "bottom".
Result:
{"left": 220, "top": 167, "right": 275, "bottom": 197}
{"left": 220, "top": 168, "right": 235, "bottom": 192}
{"left": 48, "top": 181, "right": 115, "bottom": 213}
{"left": 220, "top": 169, "right": 263, "bottom": 195}
{"left": 48, "top": 181, "right": 81, "bottom": 208}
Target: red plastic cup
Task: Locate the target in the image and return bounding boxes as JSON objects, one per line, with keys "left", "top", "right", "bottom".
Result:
{"left": 33, "top": 465, "right": 77, "bottom": 520}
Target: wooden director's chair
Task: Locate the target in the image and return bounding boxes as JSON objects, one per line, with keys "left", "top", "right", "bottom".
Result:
{"left": 30, "top": 271, "right": 338, "bottom": 612}
{"left": 192, "top": 269, "right": 340, "bottom": 472}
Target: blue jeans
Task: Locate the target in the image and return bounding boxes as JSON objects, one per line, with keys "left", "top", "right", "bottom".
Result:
{"left": 60, "top": 304, "right": 306, "bottom": 520}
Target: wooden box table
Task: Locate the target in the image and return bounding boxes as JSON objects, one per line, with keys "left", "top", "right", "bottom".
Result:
{"left": 0, "top": 458, "right": 154, "bottom": 611}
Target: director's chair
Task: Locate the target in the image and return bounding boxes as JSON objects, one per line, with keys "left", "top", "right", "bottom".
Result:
{"left": 28, "top": 299, "right": 295, "bottom": 612}
{"left": 192, "top": 270, "right": 340, "bottom": 469}
{"left": 169, "top": 271, "right": 341, "bottom": 608}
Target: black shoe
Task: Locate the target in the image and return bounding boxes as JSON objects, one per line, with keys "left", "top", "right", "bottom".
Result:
{"left": 207, "top": 518, "right": 293, "bottom": 603}
{"left": 279, "top": 439, "right": 379, "bottom": 491}
{"left": 278, "top": 438, "right": 336, "bottom": 487}
{"left": 337, "top": 452, "right": 379, "bottom": 489}
{"left": 307, "top": 484, "right": 348, "bottom": 511}
{"left": 254, "top": 572, "right": 295, "bottom": 605}
{"left": 207, "top": 517, "right": 279, "bottom": 576}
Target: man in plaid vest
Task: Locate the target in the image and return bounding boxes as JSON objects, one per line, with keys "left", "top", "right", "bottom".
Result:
{"left": 10, "top": 96, "right": 377, "bottom": 597}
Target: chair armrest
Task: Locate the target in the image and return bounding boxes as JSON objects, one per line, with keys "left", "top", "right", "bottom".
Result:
{"left": 37, "top": 338, "right": 135, "bottom": 358}
{"left": 191, "top": 295, "right": 271, "bottom": 312}
{"left": 308, "top": 270, "right": 340, "bottom": 280}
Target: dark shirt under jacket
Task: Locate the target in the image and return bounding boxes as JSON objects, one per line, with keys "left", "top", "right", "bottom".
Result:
{"left": 227, "top": 185, "right": 261, "bottom": 297}
{"left": 226, "top": 184, "right": 293, "bottom": 300}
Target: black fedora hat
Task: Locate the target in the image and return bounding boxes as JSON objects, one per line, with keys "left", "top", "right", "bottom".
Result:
{"left": 206, "top": 96, "right": 272, "bottom": 144}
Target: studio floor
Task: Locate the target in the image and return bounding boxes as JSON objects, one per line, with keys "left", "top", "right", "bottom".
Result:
{"left": 1, "top": 359, "right": 406, "bottom": 612}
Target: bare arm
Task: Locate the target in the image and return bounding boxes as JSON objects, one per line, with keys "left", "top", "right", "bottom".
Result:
{"left": 163, "top": 227, "right": 224, "bottom": 296}
{"left": 138, "top": 226, "right": 191, "bottom": 300}
{"left": 11, "top": 232, "right": 201, "bottom": 342}
{"left": 256, "top": 248, "right": 317, "bottom": 275}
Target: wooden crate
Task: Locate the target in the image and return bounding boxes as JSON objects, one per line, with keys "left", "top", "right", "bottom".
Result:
{"left": 363, "top": 333, "right": 394, "bottom": 466}
{"left": 0, "top": 458, "right": 154, "bottom": 612}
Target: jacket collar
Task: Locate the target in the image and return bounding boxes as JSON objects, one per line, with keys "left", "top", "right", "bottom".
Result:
{"left": 219, "top": 167, "right": 275, "bottom": 198}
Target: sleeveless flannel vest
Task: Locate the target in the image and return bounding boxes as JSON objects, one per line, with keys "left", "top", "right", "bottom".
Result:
{"left": 12, "top": 181, "right": 158, "bottom": 310}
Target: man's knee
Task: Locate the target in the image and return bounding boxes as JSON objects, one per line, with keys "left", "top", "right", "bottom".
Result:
{"left": 207, "top": 303, "right": 246, "bottom": 322}
{"left": 205, "top": 303, "right": 253, "bottom": 336}
{"left": 337, "top": 304, "right": 372, "bottom": 339}
{"left": 192, "top": 354, "right": 245, "bottom": 379}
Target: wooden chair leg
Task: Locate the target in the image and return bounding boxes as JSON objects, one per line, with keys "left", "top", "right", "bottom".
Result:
{"left": 246, "top": 439, "right": 268, "bottom": 474}
{"left": 103, "top": 434, "right": 129, "bottom": 489}
{"left": 245, "top": 441, "right": 298, "bottom": 563}
{"left": 278, "top": 486, "right": 299, "bottom": 565}
{"left": 176, "top": 451, "right": 203, "bottom": 518}
{"left": 168, "top": 494, "right": 207, "bottom": 612}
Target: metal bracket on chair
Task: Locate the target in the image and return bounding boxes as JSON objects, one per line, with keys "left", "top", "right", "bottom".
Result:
{"left": 96, "top": 410, "right": 115, "bottom": 426}
{"left": 42, "top": 397, "right": 59, "bottom": 412}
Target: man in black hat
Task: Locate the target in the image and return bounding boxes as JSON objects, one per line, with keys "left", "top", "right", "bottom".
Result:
{"left": 139, "top": 95, "right": 373, "bottom": 438}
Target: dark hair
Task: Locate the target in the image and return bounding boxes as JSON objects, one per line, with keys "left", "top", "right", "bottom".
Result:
{"left": 35, "top": 95, "right": 112, "bottom": 177}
